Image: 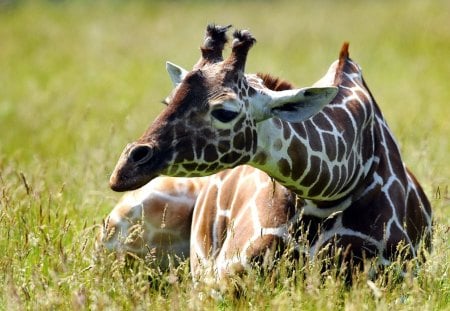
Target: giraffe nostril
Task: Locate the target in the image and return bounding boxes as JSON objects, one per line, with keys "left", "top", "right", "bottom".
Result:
{"left": 130, "top": 145, "right": 153, "bottom": 165}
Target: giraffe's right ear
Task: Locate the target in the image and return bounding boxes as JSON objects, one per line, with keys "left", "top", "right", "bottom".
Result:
{"left": 166, "top": 62, "right": 189, "bottom": 87}
{"left": 265, "top": 86, "right": 338, "bottom": 123}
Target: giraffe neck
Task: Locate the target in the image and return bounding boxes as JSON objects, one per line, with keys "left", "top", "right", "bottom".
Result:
{"left": 250, "top": 60, "right": 377, "bottom": 203}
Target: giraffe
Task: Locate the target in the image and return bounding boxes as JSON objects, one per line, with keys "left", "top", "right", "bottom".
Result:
{"left": 98, "top": 176, "right": 208, "bottom": 266}
{"left": 109, "top": 24, "right": 432, "bottom": 269}
{"left": 100, "top": 166, "right": 297, "bottom": 281}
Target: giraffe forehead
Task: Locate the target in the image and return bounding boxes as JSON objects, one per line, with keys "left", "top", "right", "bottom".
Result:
{"left": 164, "top": 77, "right": 209, "bottom": 117}
{"left": 170, "top": 69, "right": 227, "bottom": 103}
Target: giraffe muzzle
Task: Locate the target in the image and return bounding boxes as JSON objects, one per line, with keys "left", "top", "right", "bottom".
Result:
{"left": 109, "top": 144, "right": 158, "bottom": 192}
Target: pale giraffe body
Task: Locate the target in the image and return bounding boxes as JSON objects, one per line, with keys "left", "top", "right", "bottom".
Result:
{"left": 98, "top": 176, "right": 207, "bottom": 264}
{"left": 99, "top": 166, "right": 297, "bottom": 278}
{"left": 109, "top": 25, "right": 432, "bottom": 268}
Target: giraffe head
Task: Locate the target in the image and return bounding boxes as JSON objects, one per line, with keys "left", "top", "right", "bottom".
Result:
{"left": 110, "top": 25, "right": 338, "bottom": 192}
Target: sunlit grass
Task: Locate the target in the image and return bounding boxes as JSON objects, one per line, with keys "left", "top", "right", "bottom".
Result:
{"left": 0, "top": 1, "right": 449, "bottom": 309}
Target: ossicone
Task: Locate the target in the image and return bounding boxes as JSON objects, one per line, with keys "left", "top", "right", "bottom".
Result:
{"left": 195, "top": 24, "right": 232, "bottom": 68}
{"left": 224, "top": 28, "right": 257, "bottom": 76}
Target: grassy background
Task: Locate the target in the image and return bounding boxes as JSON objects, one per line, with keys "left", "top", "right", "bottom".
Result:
{"left": 0, "top": 0, "right": 449, "bottom": 309}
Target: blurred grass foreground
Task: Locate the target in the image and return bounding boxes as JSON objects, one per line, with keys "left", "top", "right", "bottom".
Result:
{"left": 0, "top": 1, "right": 449, "bottom": 309}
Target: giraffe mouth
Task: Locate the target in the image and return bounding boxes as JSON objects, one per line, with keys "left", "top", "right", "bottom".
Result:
{"left": 110, "top": 167, "right": 160, "bottom": 192}
{"left": 109, "top": 144, "right": 169, "bottom": 192}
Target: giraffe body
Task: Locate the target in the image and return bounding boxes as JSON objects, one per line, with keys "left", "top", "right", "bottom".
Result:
{"left": 99, "top": 167, "right": 297, "bottom": 278}
{"left": 101, "top": 165, "right": 430, "bottom": 281}
{"left": 98, "top": 176, "right": 207, "bottom": 264}
{"left": 190, "top": 165, "right": 297, "bottom": 280}
{"left": 109, "top": 25, "right": 432, "bottom": 268}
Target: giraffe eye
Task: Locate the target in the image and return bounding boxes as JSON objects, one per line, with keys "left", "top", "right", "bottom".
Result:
{"left": 211, "top": 109, "right": 239, "bottom": 123}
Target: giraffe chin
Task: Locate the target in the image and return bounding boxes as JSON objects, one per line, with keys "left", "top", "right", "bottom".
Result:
{"left": 109, "top": 171, "right": 157, "bottom": 192}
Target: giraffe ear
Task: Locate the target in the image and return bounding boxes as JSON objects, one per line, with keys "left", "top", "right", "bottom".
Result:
{"left": 166, "top": 61, "right": 189, "bottom": 86}
{"left": 266, "top": 86, "right": 338, "bottom": 123}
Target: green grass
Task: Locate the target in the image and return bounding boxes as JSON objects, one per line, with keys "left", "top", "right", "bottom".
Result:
{"left": 0, "top": 0, "right": 449, "bottom": 309}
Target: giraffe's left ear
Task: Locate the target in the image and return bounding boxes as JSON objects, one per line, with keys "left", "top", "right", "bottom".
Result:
{"left": 264, "top": 86, "right": 338, "bottom": 123}
{"left": 166, "top": 62, "right": 189, "bottom": 86}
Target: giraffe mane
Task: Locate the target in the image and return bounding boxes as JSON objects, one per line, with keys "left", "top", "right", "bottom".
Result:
{"left": 339, "top": 42, "right": 350, "bottom": 60}
{"left": 256, "top": 73, "right": 295, "bottom": 91}
{"left": 334, "top": 42, "right": 351, "bottom": 85}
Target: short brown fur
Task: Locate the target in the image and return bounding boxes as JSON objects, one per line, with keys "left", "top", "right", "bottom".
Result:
{"left": 256, "top": 73, "right": 295, "bottom": 91}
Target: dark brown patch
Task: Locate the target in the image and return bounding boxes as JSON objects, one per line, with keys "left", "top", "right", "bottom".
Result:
{"left": 332, "top": 235, "right": 378, "bottom": 264}
{"left": 219, "top": 129, "right": 231, "bottom": 137}
{"left": 308, "top": 161, "right": 331, "bottom": 197}
{"left": 305, "top": 123, "right": 322, "bottom": 152}
{"left": 240, "top": 155, "right": 251, "bottom": 163}
{"left": 175, "top": 147, "right": 194, "bottom": 163}
{"left": 384, "top": 223, "right": 412, "bottom": 260}
{"left": 344, "top": 196, "right": 391, "bottom": 242}
{"left": 201, "top": 127, "right": 216, "bottom": 140}
{"left": 322, "top": 132, "right": 337, "bottom": 161}
{"left": 195, "top": 137, "right": 207, "bottom": 158}
{"left": 288, "top": 138, "right": 307, "bottom": 181}
{"left": 300, "top": 156, "right": 321, "bottom": 188}
{"left": 283, "top": 124, "right": 291, "bottom": 140}
{"left": 218, "top": 140, "right": 231, "bottom": 153}
{"left": 247, "top": 86, "right": 256, "bottom": 96}
{"left": 354, "top": 89, "right": 370, "bottom": 107}
{"left": 197, "top": 163, "right": 209, "bottom": 172}
{"left": 244, "top": 127, "right": 253, "bottom": 151}
{"left": 233, "top": 132, "right": 245, "bottom": 150}
{"left": 273, "top": 139, "right": 283, "bottom": 151}
{"left": 253, "top": 152, "right": 267, "bottom": 165}
{"left": 322, "top": 165, "right": 341, "bottom": 197}
{"left": 277, "top": 158, "right": 291, "bottom": 177}
{"left": 292, "top": 122, "right": 307, "bottom": 140}
{"left": 233, "top": 117, "right": 245, "bottom": 132}
{"left": 208, "top": 162, "right": 219, "bottom": 171}
{"left": 220, "top": 151, "right": 241, "bottom": 164}
{"left": 204, "top": 144, "right": 219, "bottom": 162}
{"left": 315, "top": 113, "right": 334, "bottom": 132}
{"left": 182, "top": 163, "right": 198, "bottom": 171}
{"left": 301, "top": 215, "right": 338, "bottom": 246}
{"left": 252, "top": 129, "right": 258, "bottom": 153}
{"left": 336, "top": 137, "right": 346, "bottom": 162}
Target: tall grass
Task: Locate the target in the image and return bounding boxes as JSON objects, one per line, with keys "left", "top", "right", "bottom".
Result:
{"left": 0, "top": 1, "right": 449, "bottom": 309}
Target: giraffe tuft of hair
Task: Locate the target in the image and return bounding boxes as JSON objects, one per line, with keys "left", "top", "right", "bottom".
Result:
{"left": 204, "top": 24, "right": 232, "bottom": 48}
{"left": 231, "top": 29, "right": 257, "bottom": 48}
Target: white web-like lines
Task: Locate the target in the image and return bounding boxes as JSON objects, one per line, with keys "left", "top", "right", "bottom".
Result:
{"left": 309, "top": 214, "right": 392, "bottom": 266}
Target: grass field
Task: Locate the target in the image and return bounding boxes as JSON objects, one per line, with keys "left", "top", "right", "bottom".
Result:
{"left": 0, "top": 1, "right": 449, "bottom": 309}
